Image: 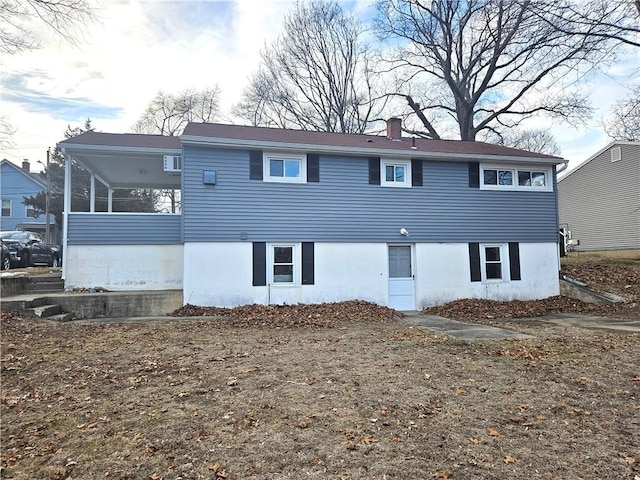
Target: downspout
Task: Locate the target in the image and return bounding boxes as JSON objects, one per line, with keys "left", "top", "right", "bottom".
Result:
{"left": 90, "top": 173, "right": 95, "bottom": 212}
{"left": 61, "top": 149, "right": 72, "bottom": 282}
{"left": 554, "top": 160, "right": 568, "bottom": 275}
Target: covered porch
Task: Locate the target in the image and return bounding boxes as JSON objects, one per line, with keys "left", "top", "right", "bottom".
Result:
{"left": 58, "top": 132, "right": 184, "bottom": 291}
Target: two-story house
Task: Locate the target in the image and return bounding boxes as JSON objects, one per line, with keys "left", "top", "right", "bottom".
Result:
{"left": 1, "top": 159, "right": 58, "bottom": 243}
{"left": 57, "top": 119, "right": 565, "bottom": 309}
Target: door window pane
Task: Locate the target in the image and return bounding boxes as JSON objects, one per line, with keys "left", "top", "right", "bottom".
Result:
{"left": 389, "top": 246, "right": 411, "bottom": 278}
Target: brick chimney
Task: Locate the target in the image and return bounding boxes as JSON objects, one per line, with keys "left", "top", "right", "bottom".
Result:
{"left": 22, "top": 159, "right": 30, "bottom": 172}
{"left": 386, "top": 117, "right": 402, "bottom": 140}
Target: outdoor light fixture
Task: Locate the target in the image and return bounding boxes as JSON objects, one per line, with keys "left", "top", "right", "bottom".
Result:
{"left": 400, "top": 228, "right": 409, "bottom": 236}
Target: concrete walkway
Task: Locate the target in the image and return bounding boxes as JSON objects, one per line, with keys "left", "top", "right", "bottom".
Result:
{"left": 402, "top": 311, "right": 640, "bottom": 340}
{"left": 401, "top": 311, "right": 533, "bottom": 341}
{"left": 525, "top": 313, "right": 640, "bottom": 332}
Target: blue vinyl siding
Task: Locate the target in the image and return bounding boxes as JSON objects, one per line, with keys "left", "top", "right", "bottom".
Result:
{"left": 182, "top": 146, "right": 558, "bottom": 243}
{"left": 0, "top": 161, "right": 51, "bottom": 231}
{"left": 67, "top": 213, "right": 182, "bottom": 245}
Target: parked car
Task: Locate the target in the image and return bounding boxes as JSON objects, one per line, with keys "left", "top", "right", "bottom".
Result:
{"left": 0, "top": 231, "right": 61, "bottom": 267}
{"left": 1, "top": 241, "right": 12, "bottom": 270}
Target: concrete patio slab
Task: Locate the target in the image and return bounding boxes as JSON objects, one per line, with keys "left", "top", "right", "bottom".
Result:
{"left": 402, "top": 312, "right": 533, "bottom": 341}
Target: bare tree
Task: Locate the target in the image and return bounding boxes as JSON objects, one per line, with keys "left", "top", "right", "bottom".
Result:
{"left": 374, "top": 0, "right": 631, "bottom": 141}
{"left": 132, "top": 87, "right": 221, "bottom": 213}
{"left": 234, "top": 0, "right": 385, "bottom": 133}
{"left": 543, "top": 0, "right": 640, "bottom": 48}
{"left": 604, "top": 84, "right": 640, "bottom": 141}
{"left": 0, "top": 115, "right": 16, "bottom": 150}
{"left": 499, "top": 128, "right": 562, "bottom": 156}
{"left": 1, "top": 0, "right": 94, "bottom": 54}
{"left": 132, "top": 87, "right": 221, "bottom": 136}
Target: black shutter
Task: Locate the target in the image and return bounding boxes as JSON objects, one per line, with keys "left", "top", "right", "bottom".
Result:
{"left": 509, "top": 242, "right": 521, "bottom": 281}
{"left": 411, "top": 159, "right": 423, "bottom": 186}
{"left": 252, "top": 242, "right": 266, "bottom": 286}
{"left": 469, "top": 242, "right": 481, "bottom": 282}
{"left": 369, "top": 157, "right": 380, "bottom": 185}
{"left": 249, "top": 150, "right": 263, "bottom": 180}
{"left": 301, "top": 242, "right": 314, "bottom": 285}
{"left": 469, "top": 162, "right": 480, "bottom": 188}
{"left": 307, "top": 154, "right": 320, "bottom": 182}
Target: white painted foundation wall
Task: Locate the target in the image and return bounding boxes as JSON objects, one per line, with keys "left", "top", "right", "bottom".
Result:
{"left": 64, "top": 245, "right": 183, "bottom": 291}
{"left": 183, "top": 242, "right": 560, "bottom": 308}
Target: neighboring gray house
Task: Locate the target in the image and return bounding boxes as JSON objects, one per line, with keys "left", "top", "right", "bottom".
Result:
{"left": 57, "top": 119, "right": 566, "bottom": 309}
{"left": 558, "top": 141, "right": 640, "bottom": 252}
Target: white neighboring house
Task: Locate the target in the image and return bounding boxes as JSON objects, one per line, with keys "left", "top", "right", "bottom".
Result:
{"left": 558, "top": 141, "right": 640, "bottom": 252}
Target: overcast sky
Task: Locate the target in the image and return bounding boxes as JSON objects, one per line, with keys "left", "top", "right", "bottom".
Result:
{"left": 1, "top": 0, "right": 638, "bottom": 173}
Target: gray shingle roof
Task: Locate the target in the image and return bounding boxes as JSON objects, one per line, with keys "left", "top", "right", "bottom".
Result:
{"left": 58, "top": 131, "right": 181, "bottom": 149}
{"left": 183, "top": 122, "right": 562, "bottom": 160}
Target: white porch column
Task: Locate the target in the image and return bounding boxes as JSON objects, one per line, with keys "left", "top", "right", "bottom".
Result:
{"left": 62, "top": 151, "right": 72, "bottom": 280}
{"left": 108, "top": 187, "right": 113, "bottom": 212}
{"left": 90, "top": 173, "right": 95, "bottom": 212}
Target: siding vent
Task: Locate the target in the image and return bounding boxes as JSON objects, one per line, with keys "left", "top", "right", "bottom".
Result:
{"left": 611, "top": 146, "right": 621, "bottom": 162}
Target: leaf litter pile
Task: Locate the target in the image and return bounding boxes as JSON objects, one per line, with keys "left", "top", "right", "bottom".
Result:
{"left": 423, "top": 262, "right": 640, "bottom": 323}
{"left": 2, "top": 260, "right": 639, "bottom": 479}
{"left": 171, "top": 300, "right": 402, "bottom": 327}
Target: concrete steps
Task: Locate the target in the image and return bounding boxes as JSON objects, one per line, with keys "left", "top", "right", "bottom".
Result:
{"left": 15, "top": 301, "right": 75, "bottom": 322}
{"left": 24, "top": 274, "right": 65, "bottom": 293}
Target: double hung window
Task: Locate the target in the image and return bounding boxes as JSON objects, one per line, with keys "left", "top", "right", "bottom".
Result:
{"left": 482, "top": 245, "right": 505, "bottom": 281}
{"left": 1, "top": 199, "right": 11, "bottom": 217}
{"left": 272, "top": 245, "right": 295, "bottom": 283}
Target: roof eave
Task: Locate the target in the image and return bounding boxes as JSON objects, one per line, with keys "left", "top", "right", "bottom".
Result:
{"left": 558, "top": 140, "right": 639, "bottom": 182}
{"left": 58, "top": 143, "right": 182, "bottom": 156}
{"left": 180, "top": 135, "right": 564, "bottom": 165}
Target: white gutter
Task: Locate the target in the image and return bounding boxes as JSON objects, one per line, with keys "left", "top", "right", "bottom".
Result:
{"left": 180, "top": 134, "right": 564, "bottom": 165}
{"left": 556, "top": 160, "right": 569, "bottom": 174}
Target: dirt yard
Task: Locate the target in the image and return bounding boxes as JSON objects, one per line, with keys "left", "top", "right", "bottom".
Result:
{"left": 1, "top": 257, "right": 639, "bottom": 479}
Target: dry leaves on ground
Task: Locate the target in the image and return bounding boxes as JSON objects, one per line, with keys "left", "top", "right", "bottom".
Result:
{"left": 170, "top": 300, "right": 402, "bottom": 327}
{"left": 421, "top": 295, "right": 623, "bottom": 321}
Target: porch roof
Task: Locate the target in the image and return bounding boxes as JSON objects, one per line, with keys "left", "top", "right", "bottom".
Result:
{"left": 58, "top": 132, "right": 182, "bottom": 189}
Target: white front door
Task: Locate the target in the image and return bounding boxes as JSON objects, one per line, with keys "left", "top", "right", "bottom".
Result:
{"left": 388, "top": 245, "right": 415, "bottom": 310}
